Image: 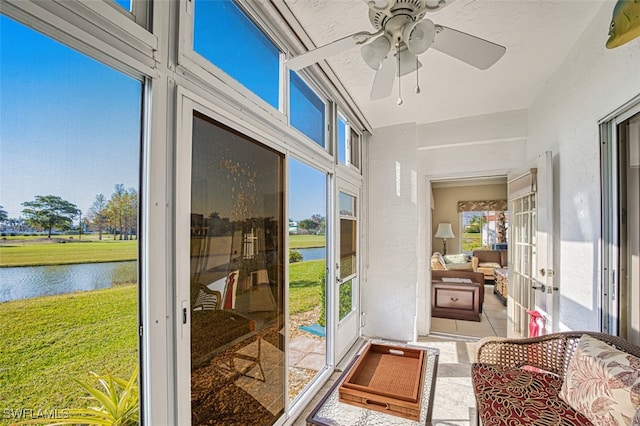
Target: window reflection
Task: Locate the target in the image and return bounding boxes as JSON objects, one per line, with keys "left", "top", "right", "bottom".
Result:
{"left": 190, "top": 112, "right": 284, "bottom": 425}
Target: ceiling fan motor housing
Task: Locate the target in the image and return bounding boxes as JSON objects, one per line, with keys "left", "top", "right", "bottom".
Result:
{"left": 369, "top": 0, "right": 427, "bottom": 43}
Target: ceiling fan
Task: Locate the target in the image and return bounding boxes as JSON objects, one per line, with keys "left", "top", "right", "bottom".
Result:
{"left": 286, "top": 0, "right": 506, "bottom": 104}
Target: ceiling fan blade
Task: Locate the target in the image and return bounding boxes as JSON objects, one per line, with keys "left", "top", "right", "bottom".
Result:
{"left": 370, "top": 55, "right": 396, "bottom": 100}
{"left": 286, "top": 31, "right": 379, "bottom": 71}
{"left": 431, "top": 26, "right": 506, "bottom": 70}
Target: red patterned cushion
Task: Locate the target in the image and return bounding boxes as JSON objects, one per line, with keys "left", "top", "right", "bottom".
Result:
{"left": 472, "top": 363, "right": 593, "bottom": 425}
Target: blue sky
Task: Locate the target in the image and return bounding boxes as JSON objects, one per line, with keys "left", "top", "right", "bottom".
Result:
{"left": 0, "top": 15, "right": 140, "bottom": 219}
{"left": 1, "top": 7, "right": 327, "bottom": 223}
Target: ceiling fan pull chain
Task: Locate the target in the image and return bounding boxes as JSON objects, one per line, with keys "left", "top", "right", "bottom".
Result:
{"left": 397, "top": 45, "right": 403, "bottom": 105}
{"left": 415, "top": 55, "right": 421, "bottom": 94}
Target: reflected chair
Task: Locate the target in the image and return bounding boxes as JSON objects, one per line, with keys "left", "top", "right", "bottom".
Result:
{"left": 192, "top": 283, "right": 222, "bottom": 311}
{"left": 207, "top": 269, "right": 240, "bottom": 310}
{"left": 215, "top": 335, "right": 266, "bottom": 383}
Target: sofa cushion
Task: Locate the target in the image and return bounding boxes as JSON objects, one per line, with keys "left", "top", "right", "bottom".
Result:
{"left": 443, "top": 253, "right": 468, "bottom": 264}
{"left": 559, "top": 334, "right": 640, "bottom": 425}
{"left": 472, "top": 363, "right": 592, "bottom": 425}
{"left": 478, "top": 262, "right": 502, "bottom": 269}
{"left": 446, "top": 262, "right": 474, "bottom": 271}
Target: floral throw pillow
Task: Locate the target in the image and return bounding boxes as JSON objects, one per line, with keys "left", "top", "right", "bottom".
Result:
{"left": 559, "top": 334, "right": 640, "bottom": 425}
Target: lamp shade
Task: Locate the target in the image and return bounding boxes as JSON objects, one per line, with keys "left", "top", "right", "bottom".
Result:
{"left": 434, "top": 223, "right": 455, "bottom": 239}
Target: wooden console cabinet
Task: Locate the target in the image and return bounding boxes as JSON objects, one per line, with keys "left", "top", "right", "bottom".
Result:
{"left": 431, "top": 280, "right": 481, "bottom": 322}
{"left": 494, "top": 268, "right": 508, "bottom": 306}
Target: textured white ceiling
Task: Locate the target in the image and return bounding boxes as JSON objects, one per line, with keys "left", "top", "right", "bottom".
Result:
{"left": 284, "top": 0, "right": 605, "bottom": 129}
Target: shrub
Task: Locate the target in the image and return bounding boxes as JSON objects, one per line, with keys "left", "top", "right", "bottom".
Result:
{"left": 289, "top": 249, "right": 303, "bottom": 263}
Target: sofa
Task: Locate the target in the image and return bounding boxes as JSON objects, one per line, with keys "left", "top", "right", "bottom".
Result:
{"left": 430, "top": 252, "right": 478, "bottom": 272}
{"left": 472, "top": 331, "right": 640, "bottom": 425}
{"left": 472, "top": 249, "right": 507, "bottom": 281}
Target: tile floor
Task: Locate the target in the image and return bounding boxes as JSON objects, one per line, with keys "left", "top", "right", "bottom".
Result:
{"left": 291, "top": 285, "right": 508, "bottom": 425}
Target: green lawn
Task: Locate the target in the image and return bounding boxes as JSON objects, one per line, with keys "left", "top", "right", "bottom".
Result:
{"left": 289, "top": 259, "right": 325, "bottom": 314}
{"left": 1, "top": 260, "right": 324, "bottom": 415}
{"left": 0, "top": 234, "right": 321, "bottom": 268}
{"left": 289, "top": 234, "right": 326, "bottom": 249}
{"left": 0, "top": 285, "right": 138, "bottom": 416}
{"left": 0, "top": 240, "right": 137, "bottom": 267}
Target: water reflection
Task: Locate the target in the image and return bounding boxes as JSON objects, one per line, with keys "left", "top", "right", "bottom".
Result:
{"left": 0, "top": 261, "right": 137, "bottom": 302}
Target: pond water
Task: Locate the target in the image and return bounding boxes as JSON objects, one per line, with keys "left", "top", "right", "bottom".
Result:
{"left": 1, "top": 249, "right": 323, "bottom": 303}
{"left": 0, "top": 261, "right": 137, "bottom": 302}
{"left": 296, "top": 247, "right": 326, "bottom": 261}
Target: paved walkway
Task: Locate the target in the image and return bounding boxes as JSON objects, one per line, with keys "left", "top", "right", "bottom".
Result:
{"left": 289, "top": 335, "right": 326, "bottom": 371}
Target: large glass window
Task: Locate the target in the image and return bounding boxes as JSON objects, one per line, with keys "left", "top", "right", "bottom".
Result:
{"left": 338, "top": 116, "right": 347, "bottom": 164}
{"left": 189, "top": 112, "right": 284, "bottom": 425}
{"left": 290, "top": 72, "right": 326, "bottom": 148}
{"left": 461, "top": 210, "right": 509, "bottom": 252}
{"left": 287, "top": 158, "right": 327, "bottom": 403}
{"left": 337, "top": 114, "right": 361, "bottom": 169}
{"left": 0, "top": 15, "right": 141, "bottom": 421}
{"left": 193, "top": 0, "right": 280, "bottom": 109}
{"left": 113, "top": 0, "right": 131, "bottom": 12}
{"left": 601, "top": 108, "right": 640, "bottom": 343}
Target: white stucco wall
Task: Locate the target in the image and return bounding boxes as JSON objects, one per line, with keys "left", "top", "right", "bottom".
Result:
{"left": 365, "top": 113, "right": 526, "bottom": 337}
{"left": 364, "top": 123, "right": 419, "bottom": 341}
{"left": 527, "top": 1, "right": 640, "bottom": 331}
{"left": 415, "top": 113, "right": 527, "bottom": 335}
{"left": 365, "top": 4, "right": 640, "bottom": 338}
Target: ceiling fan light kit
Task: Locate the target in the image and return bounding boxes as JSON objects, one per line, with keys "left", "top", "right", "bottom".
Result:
{"left": 361, "top": 35, "right": 392, "bottom": 70}
{"left": 285, "top": 0, "right": 506, "bottom": 102}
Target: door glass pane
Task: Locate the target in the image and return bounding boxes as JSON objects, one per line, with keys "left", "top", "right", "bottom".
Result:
{"left": 190, "top": 112, "right": 284, "bottom": 425}
{"left": 287, "top": 158, "right": 327, "bottom": 403}
{"left": 0, "top": 15, "right": 141, "bottom": 419}
{"left": 340, "top": 219, "right": 356, "bottom": 278}
{"left": 339, "top": 279, "right": 353, "bottom": 320}
{"left": 193, "top": 0, "right": 280, "bottom": 108}
{"left": 339, "top": 192, "right": 355, "bottom": 217}
{"left": 510, "top": 193, "right": 536, "bottom": 336}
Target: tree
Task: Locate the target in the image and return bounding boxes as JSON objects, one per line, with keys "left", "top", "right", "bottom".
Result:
{"left": 298, "top": 219, "right": 318, "bottom": 232}
{"left": 21, "top": 195, "right": 79, "bottom": 238}
{"left": 466, "top": 214, "right": 487, "bottom": 233}
{"left": 87, "top": 194, "right": 108, "bottom": 240}
{"left": 0, "top": 206, "right": 7, "bottom": 226}
{"left": 299, "top": 214, "right": 326, "bottom": 235}
{"left": 105, "top": 184, "right": 138, "bottom": 240}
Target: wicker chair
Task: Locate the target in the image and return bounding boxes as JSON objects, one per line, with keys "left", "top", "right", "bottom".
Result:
{"left": 472, "top": 332, "right": 640, "bottom": 425}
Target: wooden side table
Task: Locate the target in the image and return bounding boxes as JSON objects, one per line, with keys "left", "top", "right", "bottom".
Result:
{"left": 494, "top": 268, "right": 508, "bottom": 306}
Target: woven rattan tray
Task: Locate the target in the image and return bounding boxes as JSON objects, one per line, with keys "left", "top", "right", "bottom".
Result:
{"left": 338, "top": 343, "right": 426, "bottom": 420}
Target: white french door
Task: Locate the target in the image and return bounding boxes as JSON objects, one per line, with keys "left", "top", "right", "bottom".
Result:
{"left": 335, "top": 183, "right": 360, "bottom": 360}
{"left": 507, "top": 151, "right": 555, "bottom": 337}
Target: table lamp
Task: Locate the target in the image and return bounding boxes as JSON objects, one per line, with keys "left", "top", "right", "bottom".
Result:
{"left": 434, "top": 223, "right": 455, "bottom": 255}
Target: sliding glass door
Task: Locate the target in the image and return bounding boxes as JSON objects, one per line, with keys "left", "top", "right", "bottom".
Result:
{"left": 179, "top": 105, "right": 285, "bottom": 425}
